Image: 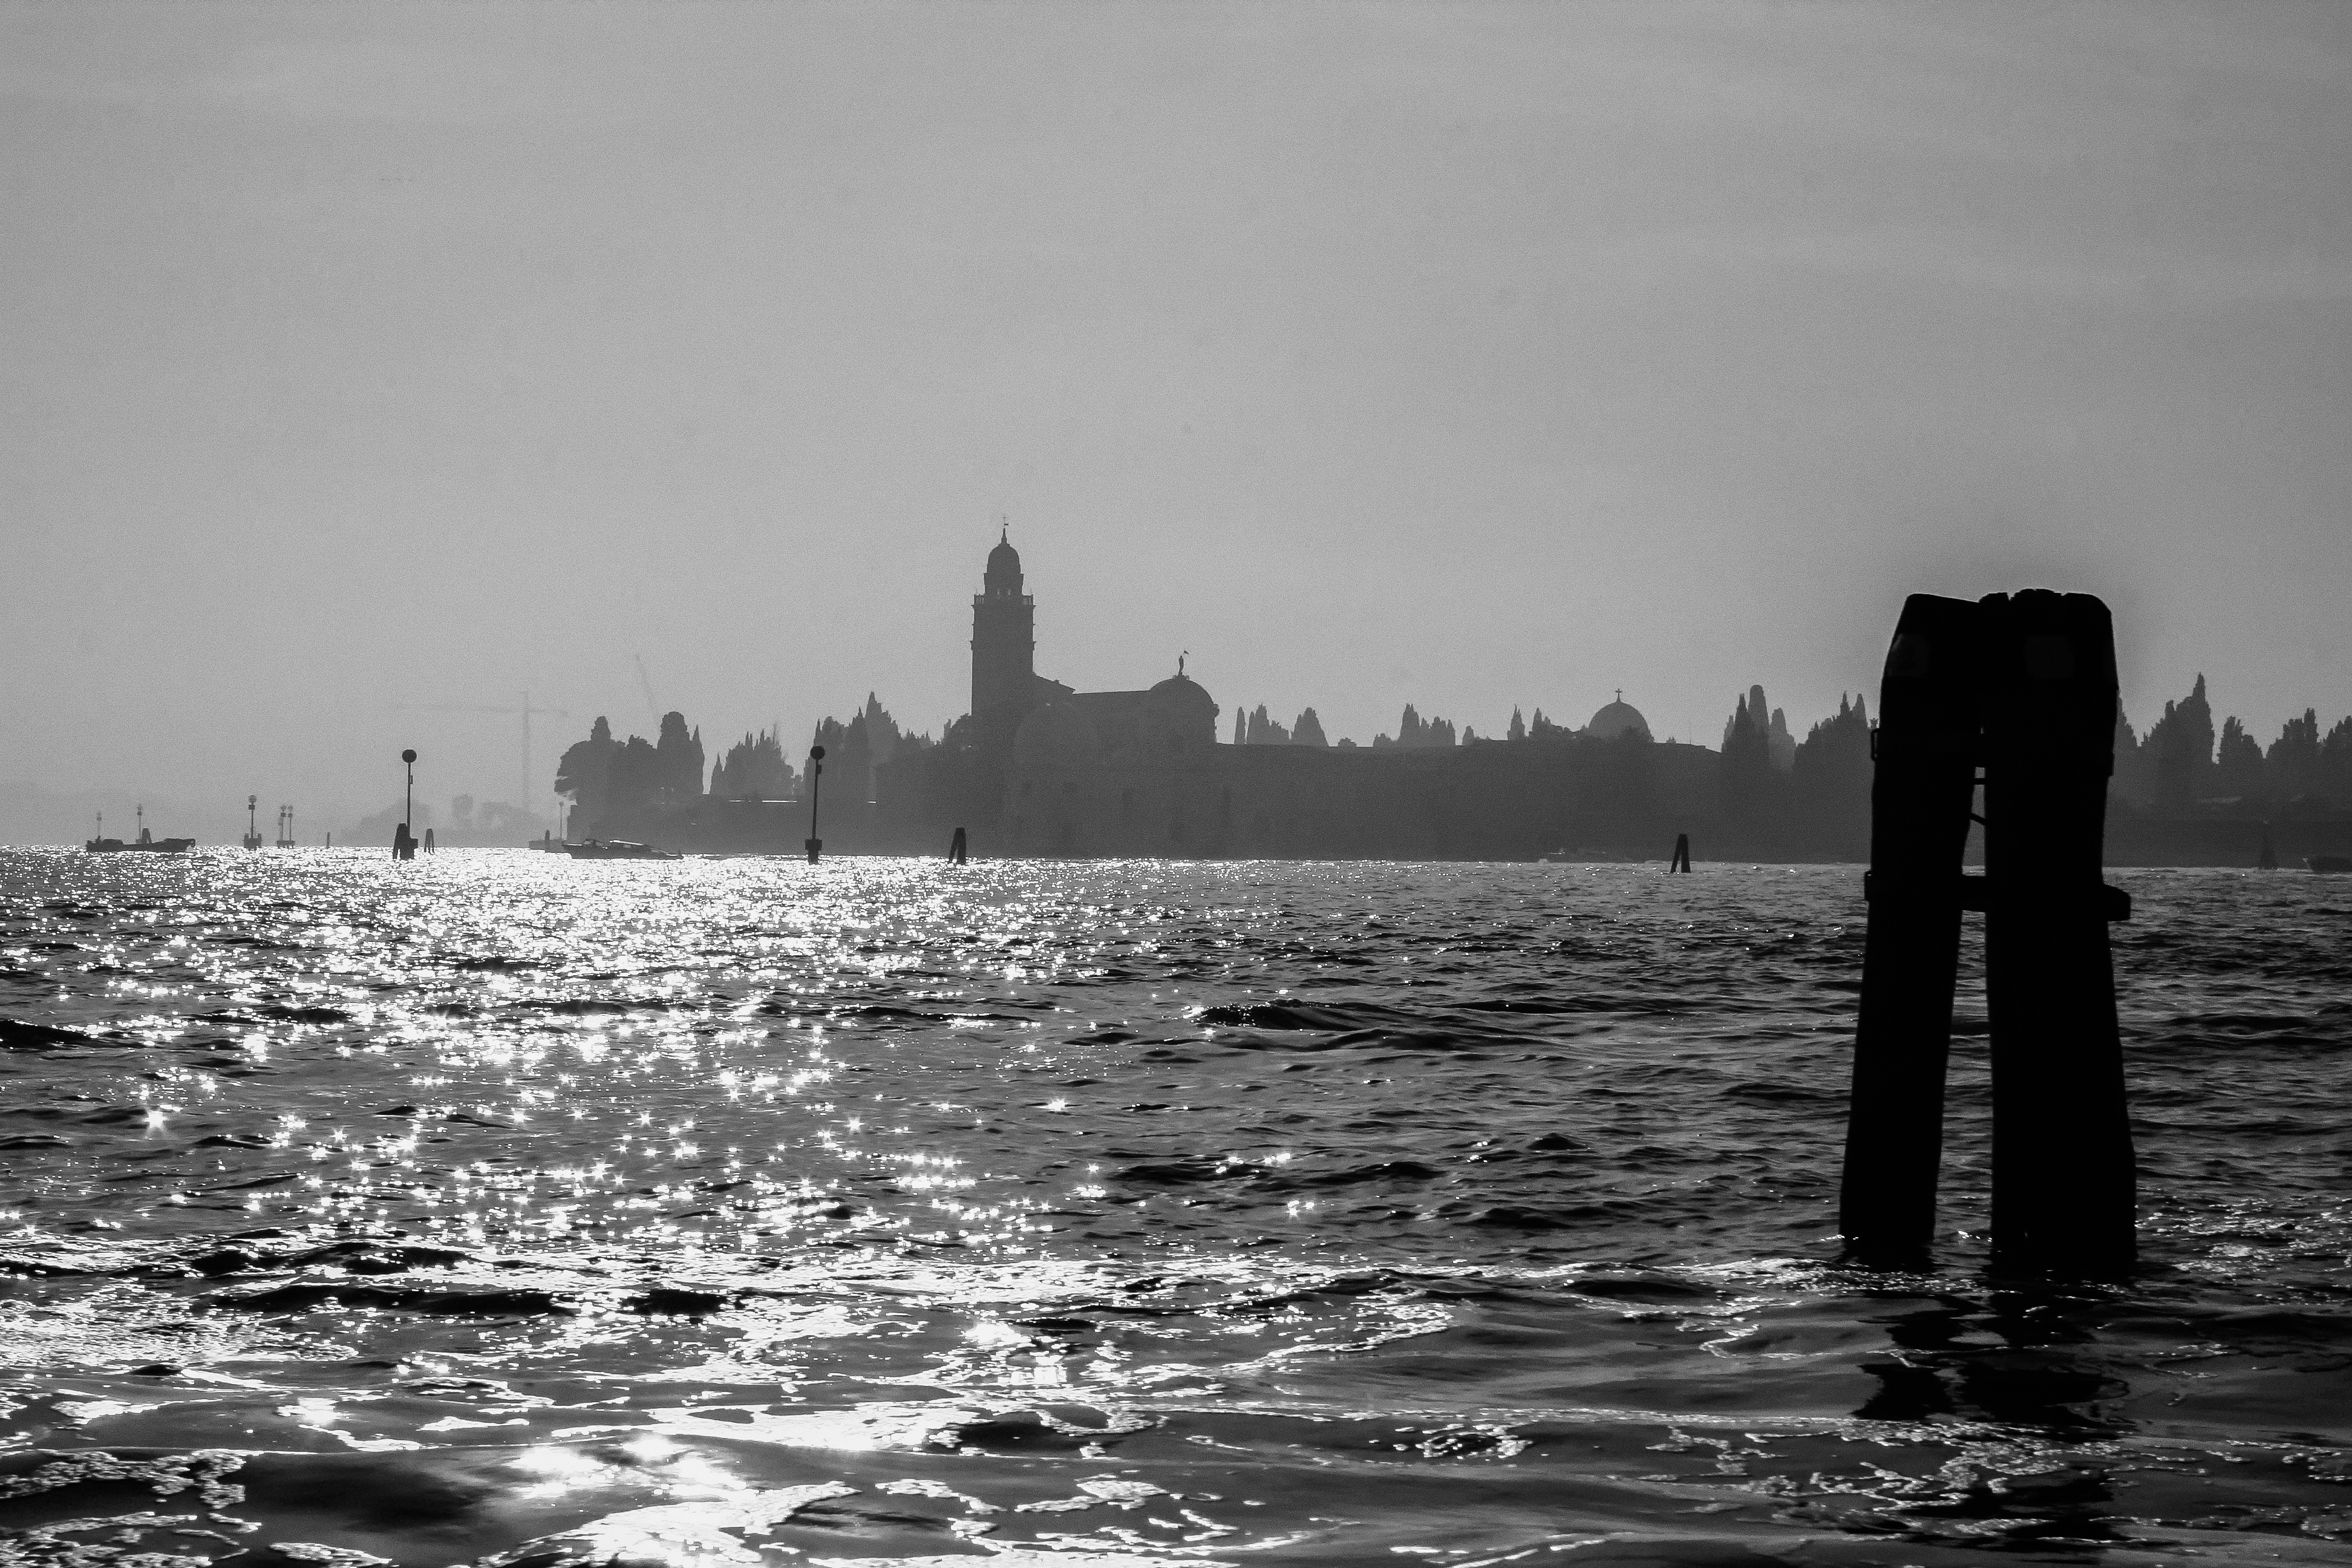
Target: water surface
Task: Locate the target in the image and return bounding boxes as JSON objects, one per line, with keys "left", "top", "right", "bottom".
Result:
{"left": 3, "top": 851, "right": 2348, "bottom": 1566}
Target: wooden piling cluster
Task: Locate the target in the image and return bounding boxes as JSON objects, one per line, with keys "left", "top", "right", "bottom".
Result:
{"left": 1840, "top": 590, "right": 2136, "bottom": 1275}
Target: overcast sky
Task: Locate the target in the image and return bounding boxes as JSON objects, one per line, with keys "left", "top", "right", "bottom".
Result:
{"left": 4, "top": 1, "right": 2348, "bottom": 832}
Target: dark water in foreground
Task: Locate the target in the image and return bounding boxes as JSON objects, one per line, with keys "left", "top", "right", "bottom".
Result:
{"left": 2, "top": 851, "right": 2349, "bottom": 1568}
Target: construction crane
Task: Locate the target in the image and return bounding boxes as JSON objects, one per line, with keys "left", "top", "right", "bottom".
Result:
{"left": 391, "top": 693, "right": 574, "bottom": 825}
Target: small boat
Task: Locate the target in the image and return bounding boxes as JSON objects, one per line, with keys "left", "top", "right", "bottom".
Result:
{"left": 85, "top": 808, "right": 193, "bottom": 855}
{"left": 2310, "top": 855, "right": 2352, "bottom": 875}
{"left": 565, "top": 839, "right": 682, "bottom": 861}
{"left": 87, "top": 830, "right": 194, "bottom": 855}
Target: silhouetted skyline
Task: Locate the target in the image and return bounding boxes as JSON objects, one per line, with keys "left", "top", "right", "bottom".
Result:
{"left": 515, "top": 533, "right": 2352, "bottom": 866}
{"left": 4, "top": 4, "right": 2348, "bottom": 837}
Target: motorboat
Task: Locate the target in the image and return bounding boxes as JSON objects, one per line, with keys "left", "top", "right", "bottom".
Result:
{"left": 565, "top": 839, "right": 682, "bottom": 861}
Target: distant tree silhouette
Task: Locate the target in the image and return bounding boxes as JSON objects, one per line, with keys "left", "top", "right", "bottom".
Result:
{"left": 555, "top": 716, "right": 618, "bottom": 826}
{"left": 806, "top": 696, "right": 928, "bottom": 803}
{"left": 1377, "top": 705, "right": 1456, "bottom": 749}
{"left": 2215, "top": 716, "right": 2265, "bottom": 803}
{"left": 1292, "top": 708, "right": 1329, "bottom": 747}
{"left": 2109, "top": 708, "right": 2152, "bottom": 808}
{"left": 555, "top": 711, "right": 707, "bottom": 829}
{"left": 1244, "top": 705, "right": 1291, "bottom": 745}
{"left": 606, "top": 735, "right": 663, "bottom": 814}
{"left": 1718, "top": 691, "right": 1777, "bottom": 832}
{"left": 811, "top": 714, "right": 867, "bottom": 804}
{"left": 2322, "top": 716, "right": 2352, "bottom": 808}
{"left": 2143, "top": 675, "right": 2215, "bottom": 813}
{"left": 655, "top": 712, "right": 704, "bottom": 803}
{"left": 713, "top": 729, "right": 794, "bottom": 799}
{"left": 1507, "top": 707, "right": 1526, "bottom": 743}
{"left": 2265, "top": 709, "right": 2322, "bottom": 803}
{"left": 1792, "top": 694, "right": 1872, "bottom": 855}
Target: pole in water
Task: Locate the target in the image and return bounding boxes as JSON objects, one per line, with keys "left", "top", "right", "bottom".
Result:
{"left": 423, "top": 827, "right": 435, "bottom": 854}
{"left": 1669, "top": 833, "right": 1691, "bottom": 872}
{"left": 1838, "top": 589, "right": 2138, "bottom": 1276}
{"left": 949, "top": 825, "right": 967, "bottom": 864}
{"left": 1980, "top": 589, "right": 2134, "bottom": 1274}
{"left": 396, "top": 748, "right": 418, "bottom": 860}
{"left": 805, "top": 745, "right": 825, "bottom": 864}
{"left": 1839, "top": 593, "right": 1985, "bottom": 1266}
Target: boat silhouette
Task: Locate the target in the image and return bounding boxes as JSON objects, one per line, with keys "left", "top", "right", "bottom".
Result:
{"left": 564, "top": 839, "right": 682, "bottom": 861}
{"left": 85, "top": 808, "right": 193, "bottom": 855}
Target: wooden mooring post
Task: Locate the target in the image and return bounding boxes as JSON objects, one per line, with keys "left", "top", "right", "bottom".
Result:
{"left": 1840, "top": 594, "right": 1984, "bottom": 1266}
{"left": 1981, "top": 590, "right": 2135, "bottom": 1273}
{"left": 1668, "top": 833, "right": 1692, "bottom": 872}
{"left": 1840, "top": 589, "right": 2135, "bottom": 1274}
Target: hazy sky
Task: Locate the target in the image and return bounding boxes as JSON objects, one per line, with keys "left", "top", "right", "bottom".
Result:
{"left": 5, "top": 1, "right": 2348, "bottom": 831}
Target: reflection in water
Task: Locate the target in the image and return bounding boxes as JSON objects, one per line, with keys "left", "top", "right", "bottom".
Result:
{"left": 1, "top": 851, "right": 2348, "bottom": 1564}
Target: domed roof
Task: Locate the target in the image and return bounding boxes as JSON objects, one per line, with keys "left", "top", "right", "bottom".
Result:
{"left": 1583, "top": 694, "right": 1653, "bottom": 742}
{"left": 982, "top": 527, "right": 1024, "bottom": 596}
{"left": 1143, "top": 670, "right": 1218, "bottom": 751}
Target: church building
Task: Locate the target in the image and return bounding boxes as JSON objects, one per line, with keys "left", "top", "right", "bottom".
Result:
{"left": 874, "top": 532, "right": 1714, "bottom": 859}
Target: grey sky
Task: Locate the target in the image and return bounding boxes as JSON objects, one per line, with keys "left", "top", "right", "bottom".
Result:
{"left": 4, "top": 2, "right": 2347, "bottom": 832}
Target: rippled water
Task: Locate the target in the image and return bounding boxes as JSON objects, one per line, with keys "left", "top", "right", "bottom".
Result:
{"left": 3, "top": 849, "right": 2350, "bottom": 1567}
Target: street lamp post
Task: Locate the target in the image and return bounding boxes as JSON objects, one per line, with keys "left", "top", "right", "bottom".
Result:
{"left": 805, "top": 745, "right": 825, "bottom": 864}
{"left": 396, "top": 749, "right": 418, "bottom": 860}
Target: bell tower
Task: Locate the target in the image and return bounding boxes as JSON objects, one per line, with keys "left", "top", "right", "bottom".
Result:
{"left": 971, "top": 526, "right": 1036, "bottom": 728}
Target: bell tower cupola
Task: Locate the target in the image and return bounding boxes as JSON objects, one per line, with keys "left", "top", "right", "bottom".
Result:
{"left": 971, "top": 524, "right": 1037, "bottom": 730}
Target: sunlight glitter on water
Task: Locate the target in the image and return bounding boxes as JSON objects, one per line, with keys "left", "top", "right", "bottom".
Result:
{"left": 3, "top": 849, "right": 2351, "bottom": 1564}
